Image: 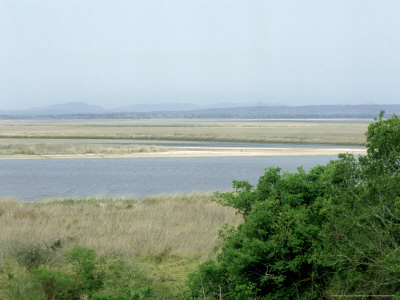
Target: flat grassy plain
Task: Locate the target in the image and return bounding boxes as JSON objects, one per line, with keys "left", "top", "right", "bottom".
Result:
{"left": 0, "top": 194, "right": 241, "bottom": 298}
{"left": 0, "top": 119, "right": 369, "bottom": 157}
{"left": 0, "top": 119, "right": 368, "bottom": 144}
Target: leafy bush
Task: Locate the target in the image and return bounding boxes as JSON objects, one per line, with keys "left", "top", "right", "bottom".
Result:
{"left": 192, "top": 166, "right": 330, "bottom": 299}
{"left": 32, "top": 267, "right": 80, "bottom": 300}
{"left": 187, "top": 260, "right": 231, "bottom": 299}
{"left": 188, "top": 113, "right": 400, "bottom": 299}
{"left": 4, "top": 272, "right": 44, "bottom": 300}
{"left": 10, "top": 247, "right": 105, "bottom": 300}
{"left": 8, "top": 239, "right": 63, "bottom": 270}
{"left": 64, "top": 247, "right": 104, "bottom": 294}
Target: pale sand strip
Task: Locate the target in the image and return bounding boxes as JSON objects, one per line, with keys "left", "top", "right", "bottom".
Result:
{"left": 0, "top": 146, "right": 366, "bottom": 160}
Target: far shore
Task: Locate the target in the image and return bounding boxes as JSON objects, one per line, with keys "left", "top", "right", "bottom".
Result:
{"left": 0, "top": 146, "right": 366, "bottom": 160}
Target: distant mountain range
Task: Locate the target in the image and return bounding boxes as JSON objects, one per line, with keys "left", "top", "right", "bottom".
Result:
{"left": 188, "top": 104, "right": 400, "bottom": 118}
{"left": 1, "top": 102, "right": 399, "bottom": 119}
{"left": 0, "top": 101, "right": 263, "bottom": 115}
{"left": 110, "top": 103, "right": 202, "bottom": 113}
{"left": 2, "top": 102, "right": 105, "bottom": 115}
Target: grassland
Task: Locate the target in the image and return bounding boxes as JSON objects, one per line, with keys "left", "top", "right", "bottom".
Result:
{"left": 0, "top": 194, "right": 241, "bottom": 298}
{"left": 0, "top": 119, "right": 368, "bottom": 144}
{"left": 0, "top": 141, "right": 165, "bottom": 156}
{"left": 0, "top": 119, "right": 368, "bottom": 158}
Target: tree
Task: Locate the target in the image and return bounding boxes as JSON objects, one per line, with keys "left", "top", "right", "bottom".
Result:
{"left": 188, "top": 113, "right": 400, "bottom": 299}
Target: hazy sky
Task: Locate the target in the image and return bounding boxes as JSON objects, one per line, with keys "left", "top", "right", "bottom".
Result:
{"left": 0, "top": 0, "right": 399, "bottom": 110}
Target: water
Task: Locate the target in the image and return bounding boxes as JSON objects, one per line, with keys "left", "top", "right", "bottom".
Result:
{"left": 98, "top": 140, "right": 363, "bottom": 149}
{"left": 0, "top": 156, "right": 337, "bottom": 202}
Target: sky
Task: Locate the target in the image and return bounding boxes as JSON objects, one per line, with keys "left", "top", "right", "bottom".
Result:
{"left": 0, "top": 0, "right": 399, "bottom": 110}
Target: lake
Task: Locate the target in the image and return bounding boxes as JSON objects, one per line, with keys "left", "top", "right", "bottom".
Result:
{"left": 0, "top": 156, "right": 338, "bottom": 202}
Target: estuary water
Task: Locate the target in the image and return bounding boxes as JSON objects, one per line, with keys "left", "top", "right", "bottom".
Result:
{"left": 0, "top": 156, "right": 337, "bottom": 202}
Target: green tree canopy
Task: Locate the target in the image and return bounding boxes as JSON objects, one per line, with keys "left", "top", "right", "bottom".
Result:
{"left": 188, "top": 113, "right": 400, "bottom": 299}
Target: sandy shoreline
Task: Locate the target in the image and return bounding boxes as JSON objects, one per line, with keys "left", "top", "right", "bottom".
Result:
{"left": 0, "top": 146, "right": 366, "bottom": 160}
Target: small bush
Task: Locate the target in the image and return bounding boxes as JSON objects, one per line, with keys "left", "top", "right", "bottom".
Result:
{"left": 64, "top": 247, "right": 104, "bottom": 294}
{"left": 4, "top": 272, "right": 44, "bottom": 300}
{"left": 187, "top": 260, "right": 231, "bottom": 299}
{"left": 32, "top": 267, "right": 80, "bottom": 300}
{"left": 9, "top": 239, "right": 63, "bottom": 270}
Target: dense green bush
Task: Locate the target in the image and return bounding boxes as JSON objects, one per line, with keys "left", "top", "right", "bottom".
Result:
{"left": 3, "top": 272, "right": 44, "bottom": 300}
{"left": 188, "top": 113, "right": 400, "bottom": 299}
{"left": 32, "top": 267, "right": 80, "bottom": 300}
{"left": 3, "top": 246, "right": 105, "bottom": 300}
{"left": 2, "top": 246, "right": 162, "bottom": 299}
{"left": 64, "top": 247, "right": 104, "bottom": 294}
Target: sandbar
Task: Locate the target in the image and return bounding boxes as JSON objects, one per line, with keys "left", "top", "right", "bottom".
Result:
{"left": 0, "top": 146, "right": 366, "bottom": 159}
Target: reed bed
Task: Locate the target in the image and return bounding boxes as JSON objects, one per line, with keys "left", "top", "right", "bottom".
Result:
{"left": 0, "top": 143, "right": 165, "bottom": 155}
{"left": 0, "top": 194, "right": 241, "bottom": 259}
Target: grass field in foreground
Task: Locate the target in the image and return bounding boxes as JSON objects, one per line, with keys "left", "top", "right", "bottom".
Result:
{"left": 0, "top": 194, "right": 241, "bottom": 298}
{"left": 0, "top": 120, "right": 369, "bottom": 147}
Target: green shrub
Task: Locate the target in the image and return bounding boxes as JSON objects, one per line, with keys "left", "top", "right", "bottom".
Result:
{"left": 32, "top": 267, "right": 80, "bottom": 300}
{"left": 4, "top": 272, "right": 44, "bottom": 300}
{"left": 64, "top": 247, "right": 104, "bottom": 294}
{"left": 188, "top": 113, "right": 400, "bottom": 299}
{"left": 9, "top": 239, "right": 63, "bottom": 270}
{"left": 207, "top": 166, "right": 328, "bottom": 299}
{"left": 187, "top": 260, "right": 231, "bottom": 299}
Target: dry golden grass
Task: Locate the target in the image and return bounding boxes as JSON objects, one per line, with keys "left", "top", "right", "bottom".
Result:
{"left": 0, "top": 143, "right": 165, "bottom": 155}
{"left": 0, "top": 194, "right": 241, "bottom": 260}
{"left": 0, "top": 194, "right": 242, "bottom": 298}
{"left": 0, "top": 119, "right": 369, "bottom": 145}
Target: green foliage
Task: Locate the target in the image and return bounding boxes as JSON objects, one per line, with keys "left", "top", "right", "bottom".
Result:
{"left": 64, "top": 247, "right": 104, "bottom": 294}
{"left": 0, "top": 257, "right": 16, "bottom": 279}
{"left": 187, "top": 260, "right": 231, "bottom": 299}
{"left": 190, "top": 166, "right": 330, "bottom": 299}
{"left": 189, "top": 113, "right": 400, "bottom": 299}
{"left": 3, "top": 247, "right": 105, "bottom": 299}
{"left": 366, "top": 111, "right": 400, "bottom": 160}
{"left": 2, "top": 246, "right": 177, "bottom": 299}
{"left": 4, "top": 272, "right": 44, "bottom": 300}
{"left": 214, "top": 179, "right": 255, "bottom": 218}
{"left": 318, "top": 115, "right": 400, "bottom": 296}
{"left": 9, "top": 239, "right": 63, "bottom": 270}
{"left": 91, "top": 287, "right": 153, "bottom": 300}
{"left": 32, "top": 267, "right": 80, "bottom": 300}
{"left": 99, "top": 258, "right": 156, "bottom": 299}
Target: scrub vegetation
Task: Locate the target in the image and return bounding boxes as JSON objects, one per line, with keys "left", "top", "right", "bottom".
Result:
{"left": 0, "top": 194, "right": 241, "bottom": 298}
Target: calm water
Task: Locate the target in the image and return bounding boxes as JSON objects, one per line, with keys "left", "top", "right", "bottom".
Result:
{"left": 70, "top": 139, "right": 363, "bottom": 149}
{"left": 0, "top": 156, "right": 337, "bottom": 202}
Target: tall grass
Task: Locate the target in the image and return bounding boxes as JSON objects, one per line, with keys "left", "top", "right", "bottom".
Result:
{"left": 0, "top": 143, "right": 165, "bottom": 155}
{"left": 0, "top": 194, "right": 241, "bottom": 297}
{"left": 0, "top": 194, "right": 241, "bottom": 259}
